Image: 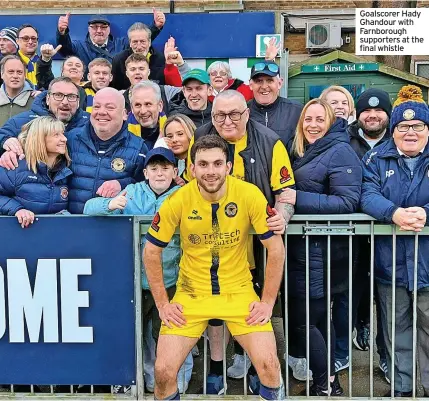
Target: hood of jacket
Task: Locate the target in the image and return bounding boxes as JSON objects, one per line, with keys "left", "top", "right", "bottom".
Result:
{"left": 293, "top": 117, "right": 350, "bottom": 169}
{"left": 31, "top": 91, "right": 90, "bottom": 130}
{"left": 0, "top": 80, "right": 34, "bottom": 107}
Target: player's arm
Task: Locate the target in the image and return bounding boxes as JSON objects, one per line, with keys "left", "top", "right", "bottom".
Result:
{"left": 144, "top": 199, "right": 186, "bottom": 328}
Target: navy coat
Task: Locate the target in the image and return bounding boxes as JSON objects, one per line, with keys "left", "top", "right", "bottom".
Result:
{"left": 361, "top": 139, "right": 429, "bottom": 290}
{"left": 288, "top": 118, "right": 362, "bottom": 299}
{"left": 0, "top": 159, "right": 72, "bottom": 215}
{"left": 66, "top": 121, "right": 148, "bottom": 214}
{"left": 0, "top": 92, "right": 89, "bottom": 149}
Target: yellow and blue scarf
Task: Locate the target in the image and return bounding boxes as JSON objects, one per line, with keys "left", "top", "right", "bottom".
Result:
{"left": 127, "top": 111, "right": 167, "bottom": 138}
{"left": 83, "top": 87, "right": 96, "bottom": 113}
{"left": 18, "top": 50, "right": 39, "bottom": 87}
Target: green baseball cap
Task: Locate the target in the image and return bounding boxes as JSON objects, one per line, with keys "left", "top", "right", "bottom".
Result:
{"left": 182, "top": 69, "right": 210, "bottom": 85}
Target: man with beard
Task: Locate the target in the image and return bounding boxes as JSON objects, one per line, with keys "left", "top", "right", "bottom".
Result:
{"left": 127, "top": 81, "right": 167, "bottom": 150}
{"left": 169, "top": 69, "right": 213, "bottom": 128}
{"left": 144, "top": 134, "right": 285, "bottom": 401}
{"left": 0, "top": 76, "right": 89, "bottom": 153}
{"left": 347, "top": 88, "right": 391, "bottom": 383}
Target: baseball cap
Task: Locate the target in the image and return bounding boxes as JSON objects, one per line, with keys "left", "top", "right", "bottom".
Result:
{"left": 0, "top": 27, "right": 18, "bottom": 49}
{"left": 144, "top": 147, "right": 176, "bottom": 168}
{"left": 182, "top": 69, "right": 210, "bottom": 86}
{"left": 88, "top": 15, "right": 110, "bottom": 26}
{"left": 250, "top": 61, "right": 280, "bottom": 79}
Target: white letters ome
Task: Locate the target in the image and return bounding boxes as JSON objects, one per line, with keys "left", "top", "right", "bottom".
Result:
{"left": 0, "top": 259, "right": 93, "bottom": 343}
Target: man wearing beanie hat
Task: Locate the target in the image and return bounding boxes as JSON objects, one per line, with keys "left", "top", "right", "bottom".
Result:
{"left": 348, "top": 88, "right": 392, "bottom": 159}
{"left": 0, "top": 27, "right": 18, "bottom": 59}
{"left": 361, "top": 84, "right": 429, "bottom": 397}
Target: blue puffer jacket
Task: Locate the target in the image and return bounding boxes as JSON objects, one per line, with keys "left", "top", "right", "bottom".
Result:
{"left": 0, "top": 158, "right": 72, "bottom": 215}
{"left": 0, "top": 91, "right": 89, "bottom": 148}
{"left": 361, "top": 139, "right": 429, "bottom": 290}
{"left": 67, "top": 121, "right": 148, "bottom": 214}
{"left": 84, "top": 181, "right": 180, "bottom": 290}
{"left": 288, "top": 118, "right": 362, "bottom": 299}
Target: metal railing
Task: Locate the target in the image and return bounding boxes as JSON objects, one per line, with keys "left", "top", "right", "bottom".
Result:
{"left": 1, "top": 214, "right": 427, "bottom": 399}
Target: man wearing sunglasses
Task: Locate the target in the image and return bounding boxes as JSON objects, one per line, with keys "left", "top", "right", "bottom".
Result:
{"left": 56, "top": 10, "right": 165, "bottom": 76}
{"left": 248, "top": 60, "right": 302, "bottom": 152}
{"left": 0, "top": 76, "right": 89, "bottom": 154}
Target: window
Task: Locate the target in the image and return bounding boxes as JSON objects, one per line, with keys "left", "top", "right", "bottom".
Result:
{"left": 415, "top": 62, "right": 429, "bottom": 79}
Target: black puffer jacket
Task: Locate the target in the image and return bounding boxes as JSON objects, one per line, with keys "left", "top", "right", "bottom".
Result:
{"left": 248, "top": 96, "right": 303, "bottom": 152}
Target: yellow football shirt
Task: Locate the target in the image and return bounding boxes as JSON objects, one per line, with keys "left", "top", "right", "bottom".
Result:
{"left": 146, "top": 176, "right": 275, "bottom": 296}
{"left": 185, "top": 133, "right": 295, "bottom": 192}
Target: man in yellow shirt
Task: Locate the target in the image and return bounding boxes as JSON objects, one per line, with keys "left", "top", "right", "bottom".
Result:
{"left": 144, "top": 135, "right": 285, "bottom": 401}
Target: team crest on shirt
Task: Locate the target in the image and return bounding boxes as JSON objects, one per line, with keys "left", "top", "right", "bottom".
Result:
{"left": 188, "top": 234, "right": 201, "bottom": 244}
{"left": 111, "top": 158, "right": 126, "bottom": 172}
{"left": 225, "top": 202, "right": 238, "bottom": 218}
{"left": 266, "top": 204, "right": 276, "bottom": 219}
{"left": 151, "top": 212, "right": 161, "bottom": 232}
{"left": 280, "top": 166, "right": 291, "bottom": 184}
{"left": 60, "top": 186, "right": 68, "bottom": 200}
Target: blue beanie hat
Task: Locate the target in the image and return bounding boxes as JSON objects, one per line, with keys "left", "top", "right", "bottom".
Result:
{"left": 390, "top": 85, "right": 429, "bottom": 132}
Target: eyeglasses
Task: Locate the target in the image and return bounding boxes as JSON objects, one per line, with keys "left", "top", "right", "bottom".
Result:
{"left": 209, "top": 71, "right": 228, "bottom": 77}
{"left": 213, "top": 109, "right": 247, "bottom": 123}
{"left": 49, "top": 92, "right": 79, "bottom": 102}
{"left": 89, "top": 24, "right": 109, "bottom": 31}
{"left": 396, "top": 123, "right": 426, "bottom": 133}
{"left": 18, "top": 36, "right": 38, "bottom": 43}
{"left": 253, "top": 62, "right": 279, "bottom": 74}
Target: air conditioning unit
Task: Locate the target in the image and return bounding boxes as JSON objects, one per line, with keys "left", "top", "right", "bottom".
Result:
{"left": 306, "top": 22, "right": 342, "bottom": 49}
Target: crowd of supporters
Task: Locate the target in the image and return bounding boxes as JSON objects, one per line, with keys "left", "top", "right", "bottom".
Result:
{"left": 0, "top": 10, "right": 428, "bottom": 400}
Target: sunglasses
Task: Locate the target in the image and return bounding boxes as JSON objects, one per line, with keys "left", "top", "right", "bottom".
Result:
{"left": 253, "top": 62, "right": 279, "bottom": 74}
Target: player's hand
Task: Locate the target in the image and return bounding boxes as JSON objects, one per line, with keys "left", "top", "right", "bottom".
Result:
{"left": 266, "top": 207, "right": 285, "bottom": 235}
{"left": 108, "top": 191, "right": 128, "bottom": 211}
{"left": 159, "top": 302, "right": 186, "bottom": 328}
{"left": 40, "top": 44, "right": 62, "bottom": 62}
{"left": 280, "top": 188, "right": 296, "bottom": 205}
{"left": 15, "top": 209, "right": 35, "bottom": 228}
{"left": 58, "top": 12, "right": 71, "bottom": 35}
{"left": 246, "top": 301, "right": 273, "bottom": 326}
{"left": 96, "top": 180, "right": 121, "bottom": 198}
{"left": 153, "top": 7, "right": 166, "bottom": 29}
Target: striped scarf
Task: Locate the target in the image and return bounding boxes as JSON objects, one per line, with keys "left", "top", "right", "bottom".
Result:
{"left": 18, "top": 50, "right": 39, "bottom": 86}
{"left": 127, "top": 111, "right": 167, "bottom": 138}
{"left": 83, "top": 87, "right": 96, "bottom": 113}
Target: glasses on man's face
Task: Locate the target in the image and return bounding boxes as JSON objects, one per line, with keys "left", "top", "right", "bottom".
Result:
{"left": 209, "top": 70, "right": 227, "bottom": 77}
{"left": 19, "top": 36, "right": 38, "bottom": 43}
{"left": 89, "top": 24, "right": 108, "bottom": 31}
{"left": 396, "top": 123, "right": 426, "bottom": 133}
{"left": 253, "top": 62, "right": 279, "bottom": 74}
{"left": 49, "top": 92, "right": 79, "bottom": 102}
{"left": 213, "top": 109, "right": 247, "bottom": 123}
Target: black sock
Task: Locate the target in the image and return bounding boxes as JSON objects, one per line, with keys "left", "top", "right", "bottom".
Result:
{"left": 234, "top": 341, "right": 244, "bottom": 355}
{"left": 210, "top": 359, "right": 223, "bottom": 376}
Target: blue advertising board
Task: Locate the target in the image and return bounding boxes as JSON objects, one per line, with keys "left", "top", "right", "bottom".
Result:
{"left": 0, "top": 216, "right": 135, "bottom": 385}
{"left": 0, "top": 12, "right": 275, "bottom": 58}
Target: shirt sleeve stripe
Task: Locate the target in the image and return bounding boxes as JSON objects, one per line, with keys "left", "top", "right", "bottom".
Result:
{"left": 146, "top": 232, "right": 169, "bottom": 248}
{"left": 258, "top": 231, "right": 275, "bottom": 240}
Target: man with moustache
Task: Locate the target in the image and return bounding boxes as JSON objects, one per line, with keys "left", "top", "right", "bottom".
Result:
{"left": 0, "top": 76, "right": 89, "bottom": 154}
{"left": 347, "top": 88, "right": 392, "bottom": 382}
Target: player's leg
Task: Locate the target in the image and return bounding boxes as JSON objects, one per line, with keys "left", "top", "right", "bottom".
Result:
{"left": 234, "top": 331, "right": 283, "bottom": 400}
{"left": 154, "top": 335, "right": 198, "bottom": 399}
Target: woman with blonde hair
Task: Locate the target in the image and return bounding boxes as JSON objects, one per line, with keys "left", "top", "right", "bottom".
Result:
{"left": 280, "top": 98, "right": 362, "bottom": 396}
{"left": 0, "top": 115, "right": 72, "bottom": 227}
{"left": 320, "top": 85, "right": 355, "bottom": 123}
{"left": 155, "top": 113, "right": 196, "bottom": 183}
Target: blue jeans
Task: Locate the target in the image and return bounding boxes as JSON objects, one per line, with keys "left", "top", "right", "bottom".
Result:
{"left": 332, "top": 291, "right": 349, "bottom": 360}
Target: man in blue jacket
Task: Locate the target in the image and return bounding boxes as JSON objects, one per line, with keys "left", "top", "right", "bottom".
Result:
{"left": 0, "top": 76, "right": 89, "bottom": 154}
{"left": 361, "top": 85, "right": 429, "bottom": 397}
{"left": 56, "top": 10, "right": 165, "bottom": 75}
{"left": 0, "top": 87, "right": 148, "bottom": 214}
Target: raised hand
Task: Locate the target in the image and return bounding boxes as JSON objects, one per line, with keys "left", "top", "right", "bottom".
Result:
{"left": 153, "top": 7, "right": 166, "bottom": 29}
{"left": 40, "top": 44, "right": 62, "bottom": 62}
{"left": 58, "top": 12, "right": 71, "bottom": 35}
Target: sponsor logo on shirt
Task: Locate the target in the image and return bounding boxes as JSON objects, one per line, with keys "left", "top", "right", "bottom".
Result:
{"left": 280, "top": 166, "right": 291, "bottom": 184}
{"left": 188, "top": 209, "right": 202, "bottom": 220}
{"left": 151, "top": 212, "right": 161, "bottom": 232}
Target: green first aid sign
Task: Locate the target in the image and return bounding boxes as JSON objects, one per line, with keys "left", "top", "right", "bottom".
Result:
{"left": 256, "top": 34, "right": 281, "bottom": 58}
